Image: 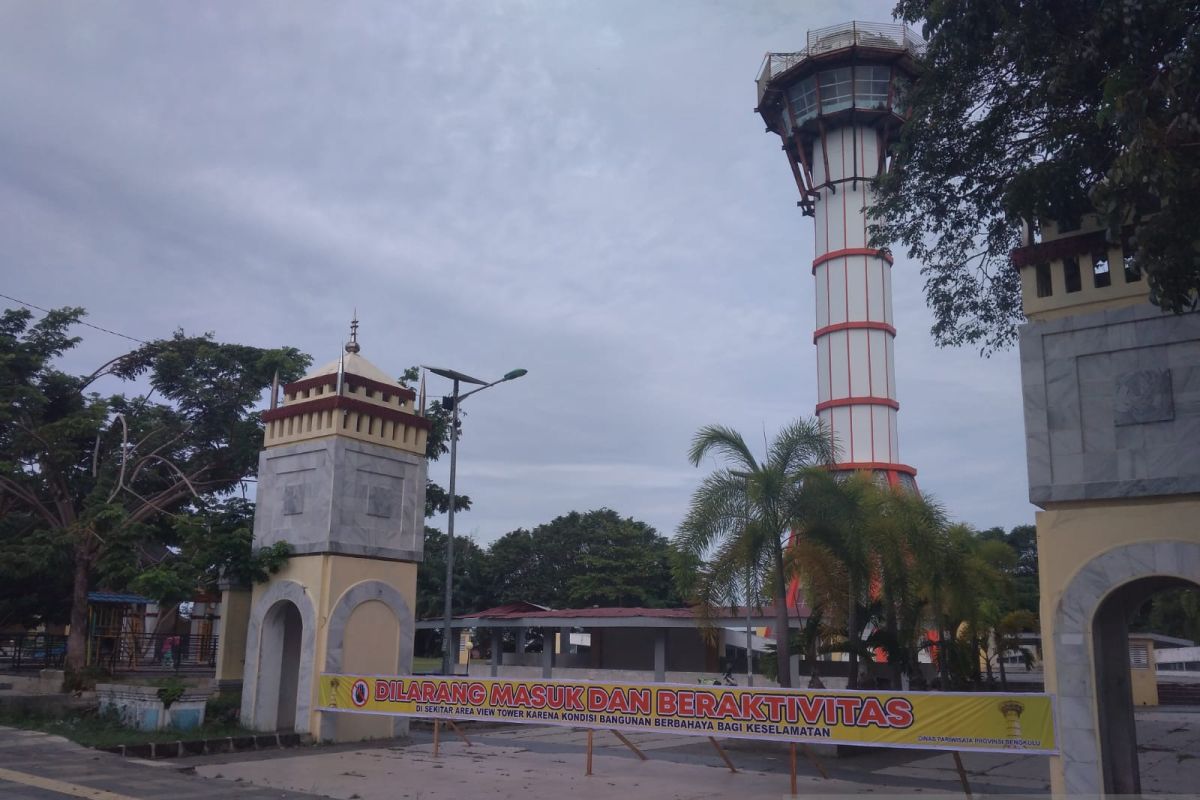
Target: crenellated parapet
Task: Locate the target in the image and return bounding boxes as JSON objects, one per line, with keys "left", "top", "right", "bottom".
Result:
{"left": 262, "top": 352, "right": 429, "bottom": 456}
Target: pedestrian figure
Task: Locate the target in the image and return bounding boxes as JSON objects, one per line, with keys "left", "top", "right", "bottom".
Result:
{"left": 162, "top": 635, "right": 181, "bottom": 670}
{"left": 161, "top": 636, "right": 174, "bottom": 669}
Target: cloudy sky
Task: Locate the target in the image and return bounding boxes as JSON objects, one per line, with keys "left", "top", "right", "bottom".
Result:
{"left": 0, "top": 0, "right": 1036, "bottom": 547}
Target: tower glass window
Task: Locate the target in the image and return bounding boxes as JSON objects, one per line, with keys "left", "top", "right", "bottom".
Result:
{"left": 1123, "top": 251, "right": 1142, "bottom": 282}
{"left": 788, "top": 77, "right": 818, "bottom": 125}
{"left": 890, "top": 75, "right": 910, "bottom": 114}
{"left": 1092, "top": 250, "right": 1111, "bottom": 288}
{"left": 1036, "top": 263, "right": 1053, "bottom": 298}
{"left": 1064, "top": 257, "right": 1082, "bottom": 293}
{"left": 854, "top": 66, "right": 891, "bottom": 110}
{"left": 818, "top": 67, "right": 853, "bottom": 113}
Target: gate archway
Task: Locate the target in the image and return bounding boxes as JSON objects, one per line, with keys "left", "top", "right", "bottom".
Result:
{"left": 1052, "top": 540, "right": 1200, "bottom": 794}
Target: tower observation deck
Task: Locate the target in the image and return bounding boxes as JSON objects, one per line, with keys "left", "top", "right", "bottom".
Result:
{"left": 756, "top": 21, "right": 922, "bottom": 489}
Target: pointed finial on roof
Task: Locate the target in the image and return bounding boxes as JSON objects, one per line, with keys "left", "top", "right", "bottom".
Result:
{"left": 345, "top": 311, "right": 361, "bottom": 354}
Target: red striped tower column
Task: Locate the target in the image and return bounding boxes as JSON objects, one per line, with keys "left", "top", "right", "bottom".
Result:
{"left": 811, "top": 126, "right": 915, "bottom": 488}
{"left": 755, "top": 20, "right": 923, "bottom": 490}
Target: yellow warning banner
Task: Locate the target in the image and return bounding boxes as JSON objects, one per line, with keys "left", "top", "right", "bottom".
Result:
{"left": 318, "top": 674, "right": 1056, "bottom": 754}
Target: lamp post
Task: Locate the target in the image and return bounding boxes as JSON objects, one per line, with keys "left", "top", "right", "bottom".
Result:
{"left": 423, "top": 365, "right": 527, "bottom": 676}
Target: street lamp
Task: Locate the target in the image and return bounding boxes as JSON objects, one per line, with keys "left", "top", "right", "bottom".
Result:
{"left": 422, "top": 365, "right": 527, "bottom": 675}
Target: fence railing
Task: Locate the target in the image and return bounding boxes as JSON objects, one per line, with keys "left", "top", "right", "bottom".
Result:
{"left": 0, "top": 633, "right": 68, "bottom": 671}
{"left": 89, "top": 632, "right": 219, "bottom": 671}
{"left": 1, "top": 632, "right": 219, "bottom": 673}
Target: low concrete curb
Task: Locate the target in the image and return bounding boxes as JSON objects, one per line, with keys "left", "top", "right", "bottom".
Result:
{"left": 98, "top": 732, "right": 306, "bottom": 759}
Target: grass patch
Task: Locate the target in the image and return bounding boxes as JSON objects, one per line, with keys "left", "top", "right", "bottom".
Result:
{"left": 0, "top": 705, "right": 252, "bottom": 749}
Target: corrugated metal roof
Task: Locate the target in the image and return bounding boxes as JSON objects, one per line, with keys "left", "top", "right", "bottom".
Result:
{"left": 87, "top": 591, "right": 154, "bottom": 605}
{"left": 450, "top": 603, "right": 809, "bottom": 622}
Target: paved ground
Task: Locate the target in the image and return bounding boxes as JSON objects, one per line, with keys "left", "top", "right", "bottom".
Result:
{"left": 190, "top": 725, "right": 1052, "bottom": 798}
{"left": 1, "top": 707, "right": 1196, "bottom": 798}
{"left": 0, "top": 726, "right": 323, "bottom": 800}
{"left": 1132, "top": 708, "right": 1200, "bottom": 795}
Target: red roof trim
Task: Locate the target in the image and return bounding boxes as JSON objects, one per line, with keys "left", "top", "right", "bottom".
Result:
{"left": 815, "top": 396, "right": 899, "bottom": 412}
{"left": 284, "top": 373, "right": 416, "bottom": 403}
{"left": 1010, "top": 227, "right": 1132, "bottom": 269}
{"left": 262, "top": 395, "right": 432, "bottom": 430}
{"left": 812, "top": 247, "right": 893, "bottom": 274}
{"left": 831, "top": 461, "right": 918, "bottom": 477}
{"left": 813, "top": 320, "right": 897, "bottom": 343}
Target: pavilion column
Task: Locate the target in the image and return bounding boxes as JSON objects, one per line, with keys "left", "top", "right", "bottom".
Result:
{"left": 654, "top": 629, "right": 667, "bottom": 682}
{"left": 541, "top": 628, "right": 553, "bottom": 679}
{"left": 512, "top": 627, "right": 526, "bottom": 666}
{"left": 214, "top": 578, "right": 251, "bottom": 692}
{"left": 560, "top": 627, "right": 573, "bottom": 664}
{"left": 490, "top": 629, "right": 502, "bottom": 677}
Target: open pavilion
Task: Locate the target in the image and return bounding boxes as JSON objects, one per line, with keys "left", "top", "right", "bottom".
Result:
{"left": 417, "top": 601, "right": 822, "bottom": 685}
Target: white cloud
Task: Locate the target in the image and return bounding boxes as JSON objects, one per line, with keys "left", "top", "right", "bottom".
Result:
{"left": 0, "top": 0, "right": 1037, "bottom": 547}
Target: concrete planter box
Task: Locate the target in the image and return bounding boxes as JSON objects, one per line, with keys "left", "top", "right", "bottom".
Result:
{"left": 96, "top": 683, "right": 209, "bottom": 732}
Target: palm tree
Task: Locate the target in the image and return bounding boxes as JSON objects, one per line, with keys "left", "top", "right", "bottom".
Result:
{"left": 676, "top": 420, "right": 834, "bottom": 687}
{"left": 787, "top": 537, "right": 846, "bottom": 687}
{"left": 921, "top": 523, "right": 1011, "bottom": 688}
{"left": 871, "top": 486, "right": 948, "bottom": 689}
{"left": 790, "top": 469, "right": 878, "bottom": 688}
{"left": 970, "top": 537, "right": 1021, "bottom": 685}
{"left": 993, "top": 609, "right": 1038, "bottom": 690}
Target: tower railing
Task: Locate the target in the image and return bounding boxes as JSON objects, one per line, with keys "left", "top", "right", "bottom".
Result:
{"left": 757, "top": 21, "right": 925, "bottom": 88}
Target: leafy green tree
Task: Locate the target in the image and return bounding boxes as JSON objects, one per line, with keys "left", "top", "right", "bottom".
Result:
{"left": 1131, "top": 587, "right": 1200, "bottom": 643}
{"left": 791, "top": 473, "right": 949, "bottom": 690}
{"left": 566, "top": 511, "right": 680, "bottom": 608}
{"left": 398, "top": 367, "right": 470, "bottom": 518}
{"left": 486, "top": 509, "right": 681, "bottom": 609}
{"left": 870, "top": 485, "right": 949, "bottom": 689}
{"left": 486, "top": 527, "right": 552, "bottom": 605}
{"left": 676, "top": 420, "right": 834, "bottom": 688}
{"left": 993, "top": 609, "right": 1039, "bottom": 690}
{"left": 872, "top": 0, "right": 1200, "bottom": 352}
{"left": 121, "top": 498, "right": 291, "bottom": 609}
{"left": 0, "top": 307, "right": 308, "bottom": 670}
{"left": 925, "top": 525, "right": 1018, "bottom": 689}
{"left": 978, "top": 524, "right": 1039, "bottom": 614}
{"left": 417, "top": 527, "right": 494, "bottom": 619}
{"left": 791, "top": 470, "right": 879, "bottom": 689}
{"left": 763, "top": 610, "right": 832, "bottom": 688}
{"left": 0, "top": 512, "right": 73, "bottom": 629}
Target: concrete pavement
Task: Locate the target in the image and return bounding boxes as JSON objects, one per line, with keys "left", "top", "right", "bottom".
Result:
{"left": 2, "top": 707, "right": 1196, "bottom": 798}
{"left": 191, "top": 725, "right": 1054, "bottom": 799}
{"left": 0, "top": 725, "right": 324, "bottom": 800}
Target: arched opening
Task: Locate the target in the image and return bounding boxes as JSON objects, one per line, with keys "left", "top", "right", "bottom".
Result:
{"left": 276, "top": 601, "right": 303, "bottom": 731}
{"left": 257, "top": 599, "right": 303, "bottom": 732}
{"left": 335, "top": 599, "right": 399, "bottom": 741}
{"left": 318, "top": 579, "right": 415, "bottom": 742}
{"left": 1092, "top": 575, "right": 1199, "bottom": 794}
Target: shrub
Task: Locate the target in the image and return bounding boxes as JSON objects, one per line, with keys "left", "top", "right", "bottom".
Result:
{"left": 205, "top": 691, "right": 241, "bottom": 725}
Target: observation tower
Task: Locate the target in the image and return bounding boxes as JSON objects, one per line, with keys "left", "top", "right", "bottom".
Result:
{"left": 755, "top": 21, "right": 922, "bottom": 489}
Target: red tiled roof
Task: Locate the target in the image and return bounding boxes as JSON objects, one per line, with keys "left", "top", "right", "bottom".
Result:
{"left": 459, "top": 601, "right": 550, "bottom": 619}
{"left": 452, "top": 603, "right": 810, "bottom": 622}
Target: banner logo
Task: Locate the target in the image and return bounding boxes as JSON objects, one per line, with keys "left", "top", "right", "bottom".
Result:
{"left": 350, "top": 678, "right": 370, "bottom": 708}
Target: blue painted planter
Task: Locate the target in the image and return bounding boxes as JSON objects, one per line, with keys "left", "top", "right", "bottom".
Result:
{"left": 96, "top": 683, "right": 209, "bottom": 732}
